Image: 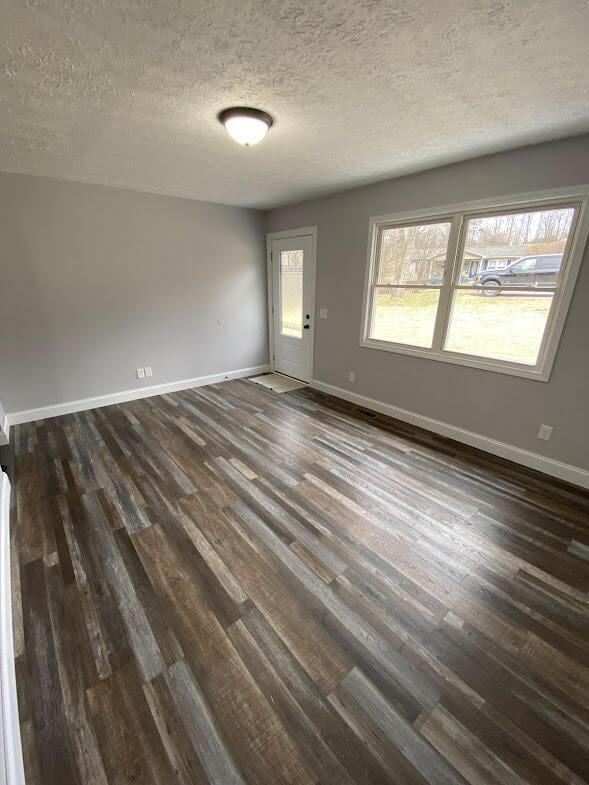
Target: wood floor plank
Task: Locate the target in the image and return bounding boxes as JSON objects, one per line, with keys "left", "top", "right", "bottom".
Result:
{"left": 86, "top": 662, "right": 178, "bottom": 785}
{"left": 163, "top": 659, "right": 247, "bottom": 785}
{"left": 142, "top": 672, "right": 210, "bottom": 785}
{"left": 44, "top": 564, "right": 109, "bottom": 785}
{"left": 332, "top": 667, "right": 465, "bottom": 785}
{"left": 21, "top": 559, "right": 79, "bottom": 785}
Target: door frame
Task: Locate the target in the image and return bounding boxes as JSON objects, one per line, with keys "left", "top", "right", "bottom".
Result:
{"left": 266, "top": 226, "right": 317, "bottom": 383}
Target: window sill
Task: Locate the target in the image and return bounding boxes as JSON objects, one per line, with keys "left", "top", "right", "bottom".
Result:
{"left": 359, "top": 337, "right": 550, "bottom": 381}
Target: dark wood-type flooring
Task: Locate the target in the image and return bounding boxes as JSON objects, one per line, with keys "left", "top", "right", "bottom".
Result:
{"left": 8, "top": 379, "right": 589, "bottom": 785}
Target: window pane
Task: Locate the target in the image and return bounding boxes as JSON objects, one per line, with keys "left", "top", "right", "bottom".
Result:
{"left": 370, "top": 288, "right": 440, "bottom": 348}
{"left": 280, "top": 249, "right": 303, "bottom": 338}
{"left": 444, "top": 289, "right": 554, "bottom": 365}
{"left": 377, "top": 221, "right": 452, "bottom": 285}
{"left": 459, "top": 206, "right": 575, "bottom": 288}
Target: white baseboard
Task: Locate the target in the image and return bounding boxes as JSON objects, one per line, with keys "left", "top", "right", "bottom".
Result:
{"left": 0, "top": 415, "right": 8, "bottom": 446}
{"left": 7, "top": 364, "right": 271, "bottom": 427}
{"left": 310, "top": 379, "right": 589, "bottom": 490}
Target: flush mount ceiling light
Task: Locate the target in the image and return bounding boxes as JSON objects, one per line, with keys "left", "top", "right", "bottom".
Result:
{"left": 218, "top": 107, "right": 273, "bottom": 146}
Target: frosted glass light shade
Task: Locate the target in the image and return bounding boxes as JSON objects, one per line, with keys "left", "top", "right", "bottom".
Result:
{"left": 218, "top": 107, "right": 273, "bottom": 146}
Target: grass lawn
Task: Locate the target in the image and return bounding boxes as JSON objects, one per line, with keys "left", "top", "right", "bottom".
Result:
{"left": 371, "top": 289, "right": 552, "bottom": 365}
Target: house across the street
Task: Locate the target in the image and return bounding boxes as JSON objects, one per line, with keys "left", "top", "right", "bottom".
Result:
{"left": 407, "top": 242, "right": 572, "bottom": 283}
{"left": 408, "top": 244, "right": 529, "bottom": 283}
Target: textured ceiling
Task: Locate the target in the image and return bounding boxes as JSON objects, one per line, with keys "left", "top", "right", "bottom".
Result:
{"left": 1, "top": 0, "right": 589, "bottom": 209}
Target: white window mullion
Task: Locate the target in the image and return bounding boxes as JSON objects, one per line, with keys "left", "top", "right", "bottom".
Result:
{"left": 530, "top": 285, "right": 559, "bottom": 371}
{"left": 368, "top": 285, "right": 378, "bottom": 337}
{"left": 431, "top": 214, "right": 464, "bottom": 352}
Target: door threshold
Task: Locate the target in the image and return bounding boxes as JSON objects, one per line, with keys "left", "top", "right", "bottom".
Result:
{"left": 249, "top": 373, "right": 308, "bottom": 393}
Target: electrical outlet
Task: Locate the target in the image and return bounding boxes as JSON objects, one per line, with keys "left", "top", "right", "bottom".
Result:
{"left": 538, "top": 424, "right": 553, "bottom": 441}
{"left": 137, "top": 367, "right": 145, "bottom": 379}
{"left": 145, "top": 366, "right": 153, "bottom": 378}
{"left": 319, "top": 308, "right": 328, "bottom": 319}
{"left": 348, "top": 371, "right": 356, "bottom": 383}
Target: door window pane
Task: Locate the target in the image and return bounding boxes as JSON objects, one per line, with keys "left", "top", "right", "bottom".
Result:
{"left": 377, "top": 221, "right": 452, "bottom": 285}
{"left": 370, "top": 288, "right": 440, "bottom": 348}
{"left": 280, "top": 250, "right": 303, "bottom": 338}
{"left": 458, "top": 207, "right": 574, "bottom": 286}
{"left": 444, "top": 290, "right": 554, "bottom": 365}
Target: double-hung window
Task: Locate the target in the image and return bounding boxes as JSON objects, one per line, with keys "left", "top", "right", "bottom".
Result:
{"left": 361, "top": 190, "right": 589, "bottom": 380}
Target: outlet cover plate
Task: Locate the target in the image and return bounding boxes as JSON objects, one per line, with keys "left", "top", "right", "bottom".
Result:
{"left": 538, "top": 424, "right": 553, "bottom": 441}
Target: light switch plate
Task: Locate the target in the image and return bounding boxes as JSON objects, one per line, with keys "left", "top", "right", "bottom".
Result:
{"left": 137, "top": 368, "right": 145, "bottom": 379}
{"left": 319, "top": 308, "right": 328, "bottom": 319}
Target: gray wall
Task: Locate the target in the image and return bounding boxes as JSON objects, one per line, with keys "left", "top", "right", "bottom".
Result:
{"left": 267, "top": 134, "right": 589, "bottom": 471}
{"left": 0, "top": 174, "right": 268, "bottom": 413}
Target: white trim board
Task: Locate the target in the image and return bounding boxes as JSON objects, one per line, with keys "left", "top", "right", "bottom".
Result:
{"left": 0, "top": 473, "right": 25, "bottom": 785}
{"left": 368, "top": 184, "right": 589, "bottom": 225}
{"left": 0, "top": 416, "right": 8, "bottom": 447}
{"left": 310, "top": 379, "right": 589, "bottom": 490}
{"left": 7, "top": 364, "right": 270, "bottom": 426}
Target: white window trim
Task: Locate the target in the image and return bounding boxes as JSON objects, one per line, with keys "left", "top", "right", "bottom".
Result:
{"left": 359, "top": 185, "right": 589, "bottom": 382}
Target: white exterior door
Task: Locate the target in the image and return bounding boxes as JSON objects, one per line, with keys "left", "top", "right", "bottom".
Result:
{"left": 270, "top": 232, "right": 315, "bottom": 383}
